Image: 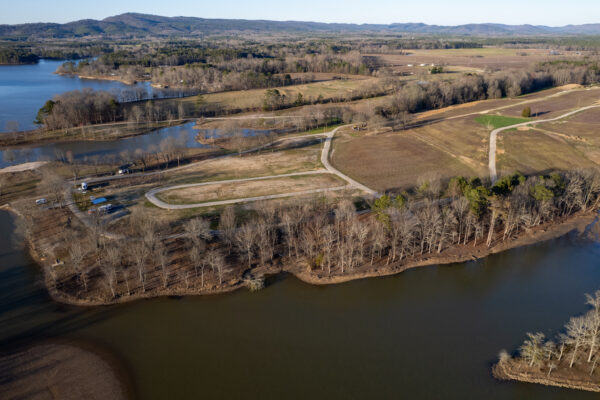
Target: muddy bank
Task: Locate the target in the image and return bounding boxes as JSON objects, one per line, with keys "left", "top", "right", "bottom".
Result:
{"left": 0, "top": 342, "right": 131, "bottom": 400}
{"left": 56, "top": 71, "right": 141, "bottom": 86}
{"left": 0, "top": 161, "right": 48, "bottom": 174}
{"left": 492, "top": 359, "right": 600, "bottom": 393}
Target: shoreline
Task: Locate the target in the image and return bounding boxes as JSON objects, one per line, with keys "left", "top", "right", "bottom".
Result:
{"left": 10, "top": 205, "right": 597, "bottom": 307}
{"left": 55, "top": 71, "right": 142, "bottom": 86}
{"left": 292, "top": 210, "right": 598, "bottom": 286}
{"left": 0, "top": 119, "right": 192, "bottom": 148}
{"left": 492, "top": 359, "right": 600, "bottom": 393}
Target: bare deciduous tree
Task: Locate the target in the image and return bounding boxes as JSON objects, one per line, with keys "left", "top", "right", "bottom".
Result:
{"left": 69, "top": 242, "right": 87, "bottom": 291}
{"left": 235, "top": 223, "right": 256, "bottom": 268}
{"left": 206, "top": 248, "right": 226, "bottom": 285}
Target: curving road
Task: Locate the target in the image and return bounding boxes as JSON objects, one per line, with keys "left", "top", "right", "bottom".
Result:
{"left": 145, "top": 170, "right": 347, "bottom": 209}
{"left": 73, "top": 87, "right": 598, "bottom": 210}
{"left": 321, "top": 126, "right": 379, "bottom": 196}
{"left": 145, "top": 125, "right": 379, "bottom": 209}
{"left": 75, "top": 132, "right": 327, "bottom": 186}
{"left": 488, "top": 104, "right": 600, "bottom": 182}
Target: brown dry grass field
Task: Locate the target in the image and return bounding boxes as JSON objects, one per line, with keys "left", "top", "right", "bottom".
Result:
{"left": 498, "top": 87, "right": 600, "bottom": 118}
{"left": 156, "top": 173, "right": 345, "bottom": 204}
{"left": 93, "top": 138, "right": 327, "bottom": 222}
{"left": 136, "top": 187, "right": 357, "bottom": 227}
{"left": 177, "top": 77, "right": 382, "bottom": 112}
{"left": 496, "top": 128, "right": 596, "bottom": 175}
{"left": 405, "top": 117, "right": 490, "bottom": 170}
{"left": 495, "top": 106, "right": 600, "bottom": 172}
{"left": 413, "top": 98, "right": 510, "bottom": 122}
{"left": 169, "top": 137, "right": 324, "bottom": 183}
{"left": 537, "top": 107, "right": 600, "bottom": 146}
{"left": 331, "top": 87, "right": 600, "bottom": 191}
{"left": 331, "top": 130, "right": 478, "bottom": 191}
{"left": 414, "top": 85, "right": 594, "bottom": 124}
{"left": 370, "top": 48, "right": 588, "bottom": 72}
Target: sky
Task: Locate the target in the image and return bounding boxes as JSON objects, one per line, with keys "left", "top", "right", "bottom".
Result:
{"left": 2, "top": 0, "right": 599, "bottom": 26}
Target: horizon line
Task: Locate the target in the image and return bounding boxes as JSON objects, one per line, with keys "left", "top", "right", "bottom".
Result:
{"left": 2, "top": 13, "right": 599, "bottom": 28}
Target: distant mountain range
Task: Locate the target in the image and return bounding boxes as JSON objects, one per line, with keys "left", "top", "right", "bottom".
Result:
{"left": 1, "top": 13, "right": 600, "bottom": 38}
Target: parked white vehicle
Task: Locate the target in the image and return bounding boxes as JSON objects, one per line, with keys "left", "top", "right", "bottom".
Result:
{"left": 98, "top": 204, "right": 113, "bottom": 213}
{"left": 81, "top": 182, "right": 88, "bottom": 190}
{"left": 35, "top": 198, "right": 47, "bottom": 205}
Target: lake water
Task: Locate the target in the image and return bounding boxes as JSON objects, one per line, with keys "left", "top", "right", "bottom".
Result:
{"left": 0, "top": 125, "right": 278, "bottom": 168}
{"left": 1, "top": 209, "right": 599, "bottom": 399}
{"left": 0, "top": 59, "right": 154, "bottom": 133}
{"left": 0, "top": 60, "right": 276, "bottom": 168}
{"left": 0, "top": 122, "right": 210, "bottom": 168}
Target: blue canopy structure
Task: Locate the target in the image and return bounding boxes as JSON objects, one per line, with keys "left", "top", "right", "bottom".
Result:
{"left": 91, "top": 197, "right": 107, "bottom": 205}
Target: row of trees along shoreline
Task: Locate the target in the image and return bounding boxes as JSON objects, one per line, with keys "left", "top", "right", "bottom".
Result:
{"left": 18, "top": 169, "right": 600, "bottom": 305}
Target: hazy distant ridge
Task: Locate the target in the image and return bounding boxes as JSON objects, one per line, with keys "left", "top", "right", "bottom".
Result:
{"left": 1, "top": 13, "right": 600, "bottom": 37}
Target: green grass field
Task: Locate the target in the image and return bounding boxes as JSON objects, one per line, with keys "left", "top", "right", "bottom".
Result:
{"left": 474, "top": 115, "right": 529, "bottom": 129}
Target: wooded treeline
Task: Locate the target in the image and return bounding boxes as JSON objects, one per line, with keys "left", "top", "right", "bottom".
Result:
{"left": 38, "top": 56, "right": 600, "bottom": 131}
{"left": 0, "top": 48, "right": 39, "bottom": 64}
{"left": 35, "top": 169, "right": 600, "bottom": 303}
{"left": 58, "top": 49, "right": 369, "bottom": 90}
{"left": 0, "top": 41, "right": 111, "bottom": 64}
{"left": 372, "top": 60, "right": 600, "bottom": 126}
{"left": 34, "top": 87, "right": 202, "bottom": 130}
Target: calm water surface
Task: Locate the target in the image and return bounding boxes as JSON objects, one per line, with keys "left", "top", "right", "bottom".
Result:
{"left": 0, "top": 59, "right": 155, "bottom": 133}
{"left": 1, "top": 210, "right": 599, "bottom": 399}
{"left": 0, "top": 126, "right": 278, "bottom": 168}
{"left": 0, "top": 122, "right": 209, "bottom": 168}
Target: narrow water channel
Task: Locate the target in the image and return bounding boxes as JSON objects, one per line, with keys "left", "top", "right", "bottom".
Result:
{"left": 0, "top": 122, "right": 209, "bottom": 168}
{"left": 1, "top": 209, "right": 599, "bottom": 399}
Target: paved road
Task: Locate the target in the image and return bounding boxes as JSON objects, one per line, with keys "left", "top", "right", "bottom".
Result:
{"left": 488, "top": 104, "right": 600, "bottom": 182}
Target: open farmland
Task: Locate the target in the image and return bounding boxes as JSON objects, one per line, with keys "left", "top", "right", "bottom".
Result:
{"left": 331, "top": 130, "right": 479, "bottom": 191}
{"left": 332, "top": 86, "right": 600, "bottom": 192}
{"left": 167, "top": 137, "right": 325, "bottom": 183}
{"left": 370, "top": 47, "right": 588, "bottom": 73}
{"left": 537, "top": 107, "right": 600, "bottom": 144}
{"left": 498, "top": 87, "right": 600, "bottom": 118}
{"left": 531, "top": 107, "right": 600, "bottom": 164}
{"left": 155, "top": 173, "right": 346, "bottom": 205}
{"left": 496, "top": 128, "right": 597, "bottom": 174}
{"left": 172, "top": 76, "right": 382, "bottom": 113}
{"left": 92, "top": 136, "right": 326, "bottom": 210}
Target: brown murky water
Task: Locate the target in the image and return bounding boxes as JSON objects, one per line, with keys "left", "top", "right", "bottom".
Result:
{"left": 1, "top": 210, "right": 599, "bottom": 399}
